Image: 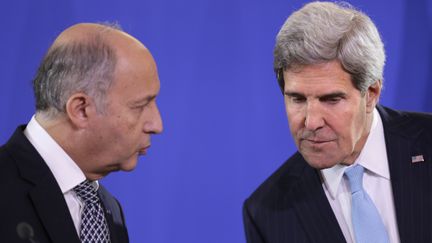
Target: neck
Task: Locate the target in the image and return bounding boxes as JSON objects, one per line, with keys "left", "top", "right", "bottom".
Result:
{"left": 35, "top": 112, "right": 92, "bottom": 178}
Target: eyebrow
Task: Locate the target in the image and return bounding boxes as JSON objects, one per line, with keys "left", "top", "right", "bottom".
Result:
{"left": 284, "top": 91, "right": 305, "bottom": 97}
{"left": 284, "top": 91, "right": 347, "bottom": 99}
{"left": 128, "top": 95, "right": 157, "bottom": 106}
{"left": 318, "top": 92, "right": 347, "bottom": 100}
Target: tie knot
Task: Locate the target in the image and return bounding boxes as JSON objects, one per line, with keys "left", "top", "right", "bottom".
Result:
{"left": 344, "top": 164, "right": 364, "bottom": 193}
{"left": 74, "top": 180, "right": 99, "bottom": 204}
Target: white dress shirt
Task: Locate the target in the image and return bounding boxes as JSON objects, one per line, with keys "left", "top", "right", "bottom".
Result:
{"left": 320, "top": 108, "right": 400, "bottom": 243}
{"left": 23, "top": 115, "right": 99, "bottom": 235}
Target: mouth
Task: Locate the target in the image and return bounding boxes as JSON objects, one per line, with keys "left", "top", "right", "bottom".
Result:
{"left": 138, "top": 144, "right": 151, "bottom": 155}
{"left": 302, "top": 139, "right": 336, "bottom": 145}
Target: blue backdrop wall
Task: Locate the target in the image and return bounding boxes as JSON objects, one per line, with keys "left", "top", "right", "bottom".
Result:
{"left": 1, "top": 0, "right": 431, "bottom": 242}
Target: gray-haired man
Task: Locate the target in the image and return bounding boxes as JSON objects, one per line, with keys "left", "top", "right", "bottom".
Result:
{"left": 243, "top": 2, "right": 432, "bottom": 243}
{"left": 0, "top": 23, "right": 163, "bottom": 242}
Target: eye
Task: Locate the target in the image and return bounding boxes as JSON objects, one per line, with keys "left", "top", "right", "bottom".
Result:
{"left": 284, "top": 92, "right": 306, "bottom": 104}
{"left": 321, "top": 96, "right": 343, "bottom": 104}
{"left": 291, "top": 96, "right": 306, "bottom": 103}
{"left": 133, "top": 103, "right": 148, "bottom": 111}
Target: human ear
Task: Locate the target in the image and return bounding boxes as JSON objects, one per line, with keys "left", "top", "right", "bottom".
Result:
{"left": 65, "top": 92, "right": 95, "bottom": 128}
{"left": 366, "top": 80, "right": 382, "bottom": 113}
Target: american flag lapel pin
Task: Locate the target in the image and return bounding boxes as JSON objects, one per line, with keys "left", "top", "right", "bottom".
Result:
{"left": 411, "top": 155, "right": 425, "bottom": 163}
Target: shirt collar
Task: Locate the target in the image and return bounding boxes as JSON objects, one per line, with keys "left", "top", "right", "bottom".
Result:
{"left": 357, "top": 108, "right": 389, "bottom": 180}
{"left": 321, "top": 108, "right": 389, "bottom": 199}
{"left": 23, "top": 115, "right": 88, "bottom": 193}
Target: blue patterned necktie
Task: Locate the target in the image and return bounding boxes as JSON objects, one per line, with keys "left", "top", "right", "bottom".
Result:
{"left": 344, "top": 165, "right": 389, "bottom": 243}
{"left": 74, "top": 180, "right": 111, "bottom": 243}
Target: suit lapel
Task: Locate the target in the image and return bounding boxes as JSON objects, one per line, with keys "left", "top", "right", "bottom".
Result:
{"left": 288, "top": 158, "right": 346, "bottom": 242}
{"left": 98, "top": 190, "right": 120, "bottom": 243}
{"left": 97, "top": 184, "right": 129, "bottom": 243}
{"left": 379, "top": 106, "right": 432, "bottom": 242}
{"left": 29, "top": 178, "right": 80, "bottom": 243}
{"left": 8, "top": 126, "right": 80, "bottom": 243}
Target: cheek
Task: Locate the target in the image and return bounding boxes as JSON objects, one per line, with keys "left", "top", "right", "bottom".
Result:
{"left": 286, "top": 112, "right": 305, "bottom": 142}
{"left": 112, "top": 110, "right": 138, "bottom": 131}
{"left": 117, "top": 116, "right": 145, "bottom": 145}
{"left": 333, "top": 110, "right": 364, "bottom": 148}
{"left": 102, "top": 116, "right": 135, "bottom": 144}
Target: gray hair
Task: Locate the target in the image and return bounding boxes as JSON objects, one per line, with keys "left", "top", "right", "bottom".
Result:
{"left": 274, "top": 1, "right": 385, "bottom": 94}
{"left": 32, "top": 23, "right": 122, "bottom": 119}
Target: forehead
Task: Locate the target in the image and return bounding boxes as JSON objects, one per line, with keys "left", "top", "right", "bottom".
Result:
{"left": 109, "top": 46, "right": 160, "bottom": 102}
{"left": 283, "top": 61, "right": 354, "bottom": 94}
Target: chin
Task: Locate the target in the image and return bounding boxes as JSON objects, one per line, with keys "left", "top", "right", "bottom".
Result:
{"left": 302, "top": 154, "right": 339, "bottom": 170}
{"left": 120, "top": 158, "right": 138, "bottom": 171}
{"left": 121, "top": 165, "right": 137, "bottom": 172}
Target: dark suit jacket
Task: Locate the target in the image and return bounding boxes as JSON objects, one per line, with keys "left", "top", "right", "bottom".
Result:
{"left": 243, "top": 106, "right": 432, "bottom": 243}
{"left": 0, "top": 125, "right": 129, "bottom": 243}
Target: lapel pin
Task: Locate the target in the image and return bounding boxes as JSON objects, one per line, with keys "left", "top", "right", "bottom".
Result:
{"left": 411, "top": 155, "right": 425, "bottom": 163}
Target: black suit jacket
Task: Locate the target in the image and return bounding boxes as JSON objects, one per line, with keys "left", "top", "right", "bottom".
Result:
{"left": 243, "top": 106, "right": 432, "bottom": 243}
{"left": 0, "top": 125, "right": 129, "bottom": 243}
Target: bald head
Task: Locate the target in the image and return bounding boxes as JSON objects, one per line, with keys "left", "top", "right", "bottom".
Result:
{"left": 30, "top": 23, "right": 162, "bottom": 180}
{"left": 32, "top": 22, "right": 153, "bottom": 119}
{"left": 55, "top": 23, "right": 116, "bottom": 42}
{"left": 53, "top": 23, "right": 148, "bottom": 52}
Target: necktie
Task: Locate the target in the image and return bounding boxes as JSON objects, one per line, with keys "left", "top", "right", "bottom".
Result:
{"left": 74, "top": 180, "right": 111, "bottom": 243}
{"left": 344, "top": 165, "right": 389, "bottom": 243}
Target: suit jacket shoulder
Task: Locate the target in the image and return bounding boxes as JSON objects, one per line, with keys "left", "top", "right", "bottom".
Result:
{"left": 243, "top": 153, "right": 345, "bottom": 243}
{"left": 378, "top": 105, "right": 432, "bottom": 136}
{"left": 245, "top": 152, "right": 307, "bottom": 212}
{"left": 377, "top": 105, "right": 432, "bottom": 242}
{"left": 0, "top": 126, "right": 130, "bottom": 243}
{"left": 0, "top": 125, "right": 80, "bottom": 243}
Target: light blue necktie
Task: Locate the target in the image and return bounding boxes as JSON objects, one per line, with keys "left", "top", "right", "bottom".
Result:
{"left": 344, "top": 165, "right": 390, "bottom": 243}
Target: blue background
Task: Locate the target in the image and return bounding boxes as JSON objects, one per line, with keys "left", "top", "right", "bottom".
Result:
{"left": 1, "top": 0, "right": 431, "bottom": 242}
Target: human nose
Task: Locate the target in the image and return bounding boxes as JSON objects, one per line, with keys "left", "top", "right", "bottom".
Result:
{"left": 144, "top": 102, "right": 163, "bottom": 134}
{"left": 304, "top": 101, "right": 324, "bottom": 131}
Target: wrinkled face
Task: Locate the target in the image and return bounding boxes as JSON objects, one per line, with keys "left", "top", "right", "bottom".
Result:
{"left": 283, "top": 60, "right": 377, "bottom": 169}
{"left": 86, "top": 46, "right": 163, "bottom": 178}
